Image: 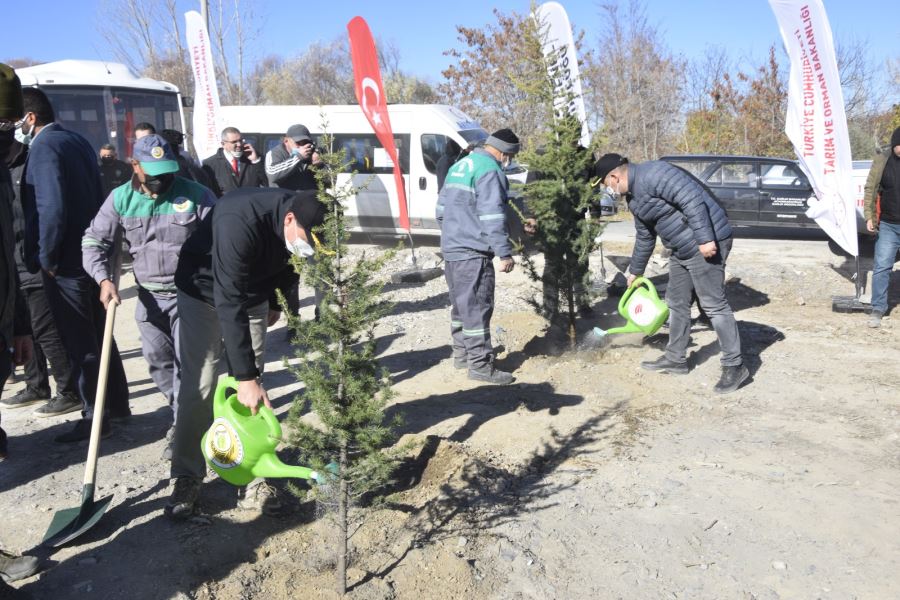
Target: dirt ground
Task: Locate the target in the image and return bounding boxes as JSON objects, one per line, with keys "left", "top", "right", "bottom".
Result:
{"left": 2, "top": 228, "right": 898, "bottom": 600}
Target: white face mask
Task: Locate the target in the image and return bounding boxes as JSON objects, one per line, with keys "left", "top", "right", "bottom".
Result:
{"left": 286, "top": 235, "right": 314, "bottom": 258}
{"left": 605, "top": 185, "right": 617, "bottom": 197}
{"left": 229, "top": 148, "right": 243, "bottom": 160}
{"left": 501, "top": 154, "right": 511, "bottom": 169}
{"left": 15, "top": 120, "right": 32, "bottom": 146}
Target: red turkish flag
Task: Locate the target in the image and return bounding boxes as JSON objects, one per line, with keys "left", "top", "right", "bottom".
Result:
{"left": 347, "top": 16, "right": 409, "bottom": 232}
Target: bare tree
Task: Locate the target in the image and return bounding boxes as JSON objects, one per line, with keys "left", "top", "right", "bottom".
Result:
{"left": 96, "top": 0, "right": 258, "bottom": 104}
{"left": 587, "top": 0, "right": 685, "bottom": 160}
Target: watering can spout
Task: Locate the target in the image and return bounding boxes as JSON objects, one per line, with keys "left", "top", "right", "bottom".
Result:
{"left": 251, "top": 452, "right": 316, "bottom": 481}
{"left": 202, "top": 376, "right": 323, "bottom": 486}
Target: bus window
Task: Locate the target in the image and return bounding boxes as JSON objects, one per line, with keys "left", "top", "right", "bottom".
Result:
{"left": 331, "top": 133, "right": 410, "bottom": 175}
{"left": 112, "top": 89, "right": 180, "bottom": 157}
{"left": 41, "top": 87, "right": 108, "bottom": 155}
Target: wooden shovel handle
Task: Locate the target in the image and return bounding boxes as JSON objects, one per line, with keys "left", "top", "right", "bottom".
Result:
{"left": 83, "top": 300, "right": 118, "bottom": 487}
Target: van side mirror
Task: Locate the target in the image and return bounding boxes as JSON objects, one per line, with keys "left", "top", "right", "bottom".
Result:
{"left": 181, "top": 96, "right": 194, "bottom": 108}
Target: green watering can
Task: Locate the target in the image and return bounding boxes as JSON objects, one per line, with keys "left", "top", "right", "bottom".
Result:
{"left": 201, "top": 376, "right": 325, "bottom": 486}
{"left": 593, "top": 277, "right": 670, "bottom": 338}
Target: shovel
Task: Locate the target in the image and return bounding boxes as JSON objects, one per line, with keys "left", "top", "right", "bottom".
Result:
{"left": 43, "top": 300, "right": 118, "bottom": 547}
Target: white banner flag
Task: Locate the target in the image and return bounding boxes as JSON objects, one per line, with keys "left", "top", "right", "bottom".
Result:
{"left": 534, "top": 2, "right": 590, "bottom": 148}
{"left": 769, "top": 0, "right": 857, "bottom": 256}
{"left": 185, "top": 10, "right": 222, "bottom": 161}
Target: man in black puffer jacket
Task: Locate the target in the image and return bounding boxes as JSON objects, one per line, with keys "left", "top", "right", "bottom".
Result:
{"left": 595, "top": 154, "right": 749, "bottom": 394}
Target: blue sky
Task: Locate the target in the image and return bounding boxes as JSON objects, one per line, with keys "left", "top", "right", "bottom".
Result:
{"left": 4, "top": 0, "right": 895, "bottom": 89}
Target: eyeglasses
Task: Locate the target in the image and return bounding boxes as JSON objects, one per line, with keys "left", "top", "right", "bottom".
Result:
{"left": 223, "top": 138, "right": 244, "bottom": 145}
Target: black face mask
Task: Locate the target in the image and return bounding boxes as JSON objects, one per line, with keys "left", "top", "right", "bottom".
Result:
{"left": 100, "top": 156, "right": 115, "bottom": 165}
{"left": 143, "top": 173, "right": 175, "bottom": 195}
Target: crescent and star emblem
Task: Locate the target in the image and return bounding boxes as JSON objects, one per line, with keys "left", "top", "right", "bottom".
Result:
{"left": 361, "top": 77, "right": 383, "bottom": 126}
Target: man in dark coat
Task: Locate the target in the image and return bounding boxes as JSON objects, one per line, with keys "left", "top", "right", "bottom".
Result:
{"left": 596, "top": 153, "right": 748, "bottom": 394}
{"left": 98, "top": 143, "right": 133, "bottom": 198}
{"left": 167, "top": 187, "right": 325, "bottom": 519}
{"left": 19, "top": 87, "right": 130, "bottom": 442}
{"left": 201, "top": 126, "right": 267, "bottom": 198}
{"left": 3, "top": 137, "right": 79, "bottom": 417}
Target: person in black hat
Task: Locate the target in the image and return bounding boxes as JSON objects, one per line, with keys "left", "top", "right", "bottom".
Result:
{"left": 19, "top": 87, "right": 131, "bottom": 442}
{"left": 436, "top": 128, "right": 520, "bottom": 385}
{"left": 863, "top": 126, "right": 900, "bottom": 328}
{"left": 167, "top": 187, "right": 326, "bottom": 519}
{"left": 596, "top": 152, "right": 748, "bottom": 394}
{"left": 264, "top": 123, "right": 321, "bottom": 191}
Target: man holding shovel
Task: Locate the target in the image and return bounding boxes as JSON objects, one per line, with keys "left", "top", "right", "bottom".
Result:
{"left": 82, "top": 134, "right": 216, "bottom": 459}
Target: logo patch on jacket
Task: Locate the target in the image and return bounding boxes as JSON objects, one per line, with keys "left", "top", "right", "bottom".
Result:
{"left": 173, "top": 198, "right": 193, "bottom": 212}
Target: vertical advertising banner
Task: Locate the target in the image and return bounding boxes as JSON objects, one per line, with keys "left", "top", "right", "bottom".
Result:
{"left": 770, "top": 0, "right": 857, "bottom": 256}
{"left": 185, "top": 10, "right": 222, "bottom": 162}
{"left": 534, "top": 1, "right": 590, "bottom": 148}
{"left": 347, "top": 16, "right": 410, "bottom": 232}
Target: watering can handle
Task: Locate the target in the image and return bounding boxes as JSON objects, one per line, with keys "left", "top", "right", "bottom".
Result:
{"left": 259, "top": 405, "right": 282, "bottom": 440}
{"left": 217, "top": 375, "right": 282, "bottom": 440}
{"left": 618, "top": 276, "right": 655, "bottom": 313}
{"left": 216, "top": 375, "right": 240, "bottom": 407}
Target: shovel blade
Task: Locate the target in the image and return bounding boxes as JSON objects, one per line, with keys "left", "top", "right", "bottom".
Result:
{"left": 390, "top": 267, "right": 443, "bottom": 284}
{"left": 43, "top": 493, "right": 114, "bottom": 548}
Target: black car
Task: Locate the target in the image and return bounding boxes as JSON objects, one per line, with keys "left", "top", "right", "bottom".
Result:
{"left": 660, "top": 155, "right": 822, "bottom": 230}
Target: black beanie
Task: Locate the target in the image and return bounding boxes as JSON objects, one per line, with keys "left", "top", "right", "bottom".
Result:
{"left": 486, "top": 128, "right": 520, "bottom": 155}
{"left": 0, "top": 63, "right": 23, "bottom": 121}
{"left": 290, "top": 189, "right": 326, "bottom": 230}
{"left": 891, "top": 127, "right": 900, "bottom": 149}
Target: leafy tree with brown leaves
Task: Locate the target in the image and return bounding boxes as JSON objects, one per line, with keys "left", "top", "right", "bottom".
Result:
{"left": 440, "top": 8, "right": 552, "bottom": 148}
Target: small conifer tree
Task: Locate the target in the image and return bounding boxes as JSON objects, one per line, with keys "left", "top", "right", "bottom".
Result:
{"left": 282, "top": 120, "right": 398, "bottom": 595}
{"left": 518, "top": 110, "right": 603, "bottom": 346}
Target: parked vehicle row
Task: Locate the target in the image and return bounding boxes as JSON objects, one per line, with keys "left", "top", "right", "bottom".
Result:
{"left": 660, "top": 154, "right": 870, "bottom": 234}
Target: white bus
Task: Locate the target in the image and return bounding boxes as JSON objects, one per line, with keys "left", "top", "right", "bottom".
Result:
{"left": 219, "top": 104, "right": 492, "bottom": 236}
{"left": 15, "top": 60, "right": 187, "bottom": 159}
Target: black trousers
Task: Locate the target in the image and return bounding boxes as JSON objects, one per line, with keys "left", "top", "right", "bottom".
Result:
{"left": 41, "top": 272, "right": 130, "bottom": 418}
{"left": 21, "top": 286, "right": 77, "bottom": 397}
{"left": 0, "top": 350, "right": 10, "bottom": 454}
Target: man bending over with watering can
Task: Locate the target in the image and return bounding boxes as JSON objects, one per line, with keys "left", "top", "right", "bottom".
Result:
{"left": 167, "top": 188, "right": 325, "bottom": 519}
{"left": 594, "top": 153, "right": 749, "bottom": 394}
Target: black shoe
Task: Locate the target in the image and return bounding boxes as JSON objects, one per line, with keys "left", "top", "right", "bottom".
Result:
{"left": 468, "top": 366, "right": 515, "bottom": 385}
{"left": 108, "top": 409, "right": 132, "bottom": 424}
{"left": 714, "top": 364, "right": 750, "bottom": 394}
{"left": 33, "top": 394, "right": 81, "bottom": 417}
{"left": 1, "top": 387, "right": 50, "bottom": 409}
{"left": 0, "top": 550, "right": 40, "bottom": 583}
{"left": 53, "top": 418, "right": 111, "bottom": 444}
{"left": 165, "top": 477, "right": 201, "bottom": 520}
{"left": 640, "top": 355, "right": 689, "bottom": 375}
